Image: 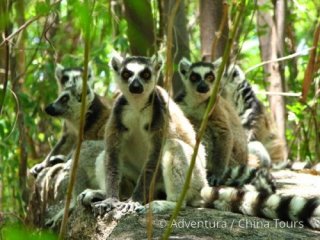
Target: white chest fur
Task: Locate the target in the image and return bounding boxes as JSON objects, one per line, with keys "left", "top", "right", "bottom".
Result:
{"left": 120, "top": 101, "right": 154, "bottom": 177}
{"left": 181, "top": 94, "right": 207, "bottom": 121}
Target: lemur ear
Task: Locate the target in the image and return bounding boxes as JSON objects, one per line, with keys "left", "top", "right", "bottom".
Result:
{"left": 212, "top": 57, "right": 222, "bottom": 69}
{"left": 178, "top": 58, "right": 191, "bottom": 77}
{"left": 230, "top": 65, "right": 245, "bottom": 80}
{"left": 55, "top": 63, "right": 64, "bottom": 80}
{"left": 151, "top": 54, "right": 163, "bottom": 72}
{"left": 109, "top": 51, "right": 123, "bottom": 73}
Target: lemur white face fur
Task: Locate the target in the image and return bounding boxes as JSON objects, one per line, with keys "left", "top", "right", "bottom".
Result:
{"left": 55, "top": 63, "right": 94, "bottom": 92}
{"left": 110, "top": 53, "right": 162, "bottom": 102}
{"left": 178, "top": 58, "right": 220, "bottom": 103}
{"left": 45, "top": 83, "right": 94, "bottom": 120}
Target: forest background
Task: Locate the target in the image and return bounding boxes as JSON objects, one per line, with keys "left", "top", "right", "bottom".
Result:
{"left": 0, "top": 0, "right": 319, "bottom": 238}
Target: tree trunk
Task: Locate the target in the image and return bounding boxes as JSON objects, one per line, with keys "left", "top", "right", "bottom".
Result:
{"left": 163, "top": 0, "right": 190, "bottom": 96}
{"left": 257, "top": 0, "right": 288, "bottom": 161}
{"left": 123, "top": 0, "right": 156, "bottom": 56}
{"left": 13, "top": 0, "right": 29, "bottom": 211}
{"left": 0, "top": 0, "right": 10, "bottom": 113}
{"left": 199, "top": 0, "right": 228, "bottom": 61}
{"left": 285, "top": 2, "right": 298, "bottom": 89}
{"left": 0, "top": 0, "right": 10, "bottom": 212}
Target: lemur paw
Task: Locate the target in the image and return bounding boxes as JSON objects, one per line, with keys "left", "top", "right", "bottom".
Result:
{"left": 30, "top": 155, "right": 67, "bottom": 177}
{"left": 136, "top": 205, "right": 148, "bottom": 214}
{"left": 45, "top": 210, "right": 64, "bottom": 229}
{"left": 91, "top": 198, "right": 119, "bottom": 216}
{"left": 116, "top": 200, "right": 142, "bottom": 215}
{"left": 78, "top": 189, "right": 106, "bottom": 206}
{"left": 136, "top": 201, "right": 173, "bottom": 214}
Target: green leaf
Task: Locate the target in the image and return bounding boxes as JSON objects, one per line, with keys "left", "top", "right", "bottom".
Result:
{"left": 2, "top": 224, "right": 58, "bottom": 240}
{"left": 35, "top": 2, "right": 51, "bottom": 16}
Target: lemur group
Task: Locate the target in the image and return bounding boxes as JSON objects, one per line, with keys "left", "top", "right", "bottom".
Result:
{"left": 30, "top": 53, "right": 320, "bottom": 230}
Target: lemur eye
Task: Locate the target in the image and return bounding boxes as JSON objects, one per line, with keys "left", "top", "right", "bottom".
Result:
{"left": 61, "top": 75, "right": 69, "bottom": 84}
{"left": 60, "top": 95, "right": 69, "bottom": 103}
{"left": 232, "top": 70, "right": 239, "bottom": 78}
{"left": 140, "top": 69, "right": 151, "bottom": 80}
{"left": 121, "top": 70, "right": 132, "bottom": 80}
{"left": 206, "top": 73, "right": 215, "bottom": 82}
{"left": 189, "top": 72, "right": 200, "bottom": 82}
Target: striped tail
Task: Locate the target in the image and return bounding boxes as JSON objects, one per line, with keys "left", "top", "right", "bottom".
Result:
{"left": 201, "top": 185, "right": 320, "bottom": 230}
{"left": 207, "top": 165, "right": 276, "bottom": 195}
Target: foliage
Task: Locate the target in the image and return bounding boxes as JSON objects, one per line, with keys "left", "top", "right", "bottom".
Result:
{"left": 1, "top": 223, "right": 57, "bottom": 240}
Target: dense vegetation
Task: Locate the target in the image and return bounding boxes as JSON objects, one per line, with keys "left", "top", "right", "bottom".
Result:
{"left": 0, "top": 0, "right": 319, "bottom": 238}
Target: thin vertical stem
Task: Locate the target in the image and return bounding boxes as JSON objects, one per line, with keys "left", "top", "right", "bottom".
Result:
{"left": 164, "top": 0, "right": 181, "bottom": 95}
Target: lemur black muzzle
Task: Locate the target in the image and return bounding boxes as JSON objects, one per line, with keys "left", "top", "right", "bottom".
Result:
{"left": 197, "top": 81, "right": 209, "bottom": 93}
{"left": 129, "top": 79, "right": 144, "bottom": 94}
{"left": 45, "top": 104, "right": 61, "bottom": 116}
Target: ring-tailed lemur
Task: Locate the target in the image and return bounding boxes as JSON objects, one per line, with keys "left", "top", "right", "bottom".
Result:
{"left": 176, "top": 58, "right": 248, "bottom": 180}
{"left": 30, "top": 64, "right": 111, "bottom": 176}
{"left": 88, "top": 53, "right": 208, "bottom": 216}
{"left": 221, "top": 64, "right": 285, "bottom": 166}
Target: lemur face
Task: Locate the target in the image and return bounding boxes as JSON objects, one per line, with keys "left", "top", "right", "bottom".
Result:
{"left": 110, "top": 53, "right": 162, "bottom": 97}
{"left": 45, "top": 84, "right": 93, "bottom": 118}
{"left": 55, "top": 64, "right": 93, "bottom": 92}
{"left": 179, "top": 58, "right": 219, "bottom": 99}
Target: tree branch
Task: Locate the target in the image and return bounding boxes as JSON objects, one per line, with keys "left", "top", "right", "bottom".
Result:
{"left": 0, "top": 16, "right": 40, "bottom": 47}
{"left": 164, "top": 0, "right": 181, "bottom": 96}
{"left": 0, "top": 0, "right": 62, "bottom": 47}
{"left": 210, "top": 2, "right": 229, "bottom": 62}
{"left": 255, "top": 91, "right": 301, "bottom": 97}
{"left": 300, "top": 21, "right": 320, "bottom": 103}
{"left": 245, "top": 47, "right": 315, "bottom": 73}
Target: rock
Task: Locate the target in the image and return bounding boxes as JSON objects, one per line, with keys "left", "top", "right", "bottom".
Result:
{"left": 312, "top": 163, "right": 320, "bottom": 174}
{"left": 27, "top": 166, "right": 320, "bottom": 239}
{"left": 63, "top": 204, "right": 320, "bottom": 240}
{"left": 290, "top": 161, "right": 312, "bottom": 170}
